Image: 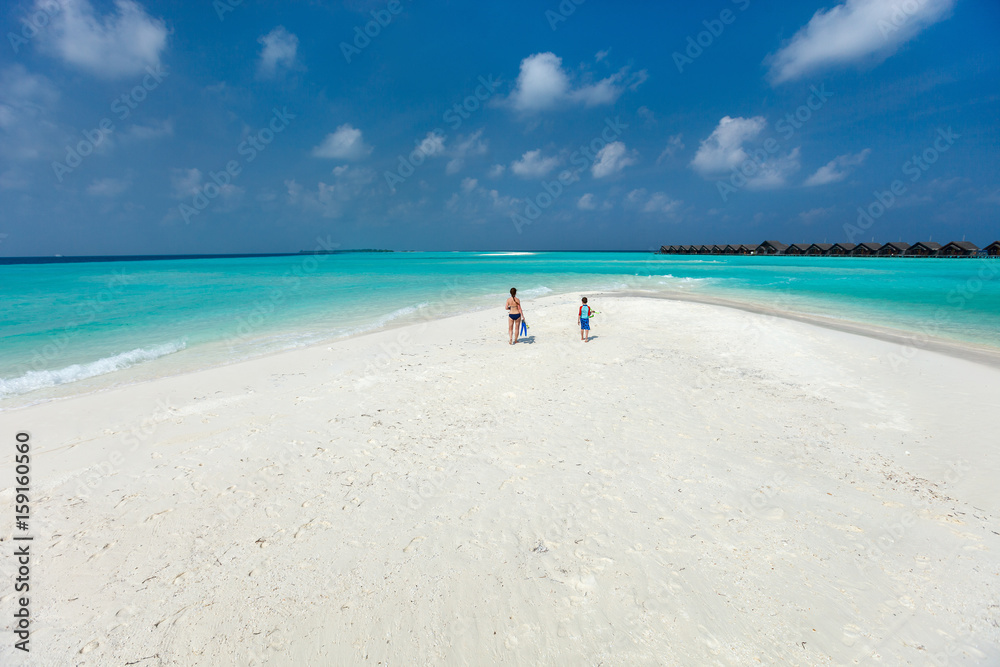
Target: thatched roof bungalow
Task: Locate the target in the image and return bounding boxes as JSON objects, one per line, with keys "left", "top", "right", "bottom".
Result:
{"left": 851, "top": 242, "right": 881, "bottom": 257}
{"left": 938, "top": 241, "right": 979, "bottom": 257}
{"left": 710, "top": 245, "right": 726, "bottom": 254}
{"left": 805, "top": 243, "right": 833, "bottom": 256}
{"left": 827, "top": 243, "right": 856, "bottom": 256}
{"left": 697, "top": 245, "right": 712, "bottom": 254}
{"left": 906, "top": 241, "right": 942, "bottom": 257}
{"left": 755, "top": 240, "right": 788, "bottom": 255}
{"left": 785, "top": 243, "right": 810, "bottom": 256}
{"left": 985, "top": 241, "right": 1000, "bottom": 256}
{"left": 877, "top": 241, "right": 909, "bottom": 256}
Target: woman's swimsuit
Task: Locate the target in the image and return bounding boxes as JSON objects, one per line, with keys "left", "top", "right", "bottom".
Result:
{"left": 509, "top": 313, "right": 521, "bottom": 320}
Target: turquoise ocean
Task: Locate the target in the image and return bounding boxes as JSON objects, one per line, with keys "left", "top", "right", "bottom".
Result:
{"left": 2, "top": 252, "right": 998, "bottom": 408}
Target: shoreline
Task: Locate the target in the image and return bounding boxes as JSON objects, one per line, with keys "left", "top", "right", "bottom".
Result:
{"left": 601, "top": 289, "right": 1000, "bottom": 369}
{"left": 4, "top": 287, "right": 1000, "bottom": 411}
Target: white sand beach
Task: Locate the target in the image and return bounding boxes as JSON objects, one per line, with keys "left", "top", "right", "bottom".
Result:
{"left": 2, "top": 294, "right": 999, "bottom": 665}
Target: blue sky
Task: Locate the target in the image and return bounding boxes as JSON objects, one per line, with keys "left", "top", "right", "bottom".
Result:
{"left": 0, "top": 0, "right": 997, "bottom": 254}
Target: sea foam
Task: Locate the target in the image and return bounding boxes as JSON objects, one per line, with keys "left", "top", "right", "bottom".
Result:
{"left": 0, "top": 340, "right": 186, "bottom": 398}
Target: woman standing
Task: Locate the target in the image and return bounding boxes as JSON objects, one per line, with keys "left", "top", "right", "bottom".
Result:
{"left": 505, "top": 287, "right": 524, "bottom": 345}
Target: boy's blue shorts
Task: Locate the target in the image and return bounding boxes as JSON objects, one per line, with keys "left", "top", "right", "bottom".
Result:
{"left": 580, "top": 319, "right": 590, "bottom": 330}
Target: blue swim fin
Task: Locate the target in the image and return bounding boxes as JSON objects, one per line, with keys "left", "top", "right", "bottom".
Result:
{"left": 520, "top": 319, "right": 527, "bottom": 336}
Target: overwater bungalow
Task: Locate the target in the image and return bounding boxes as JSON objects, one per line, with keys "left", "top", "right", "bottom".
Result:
{"left": 737, "top": 244, "right": 756, "bottom": 255}
{"left": 906, "top": 241, "right": 942, "bottom": 257}
{"left": 785, "top": 243, "right": 810, "bottom": 256}
{"left": 805, "top": 243, "right": 833, "bottom": 256}
{"left": 827, "top": 242, "right": 856, "bottom": 256}
{"left": 697, "top": 245, "right": 713, "bottom": 254}
{"left": 710, "top": 245, "right": 726, "bottom": 254}
{"left": 851, "top": 242, "right": 881, "bottom": 257}
{"left": 877, "top": 241, "right": 909, "bottom": 256}
{"left": 938, "top": 241, "right": 979, "bottom": 257}
{"left": 985, "top": 241, "right": 1000, "bottom": 256}
{"left": 755, "top": 240, "right": 788, "bottom": 255}
{"left": 659, "top": 245, "right": 670, "bottom": 254}
{"left": 722, "top": 244, "right": 738, "bottom": 254}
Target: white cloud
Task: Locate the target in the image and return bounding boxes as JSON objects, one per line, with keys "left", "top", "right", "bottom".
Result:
{"left": 804, "top": 148, "right": 870, "bottom": 186}
{"left": 577, "top": 193, "right": 596, "bottom": 210}
{"left": 487, "top": 164, "right": 506, "bottom": 178}
{"left": 745, "top": 147, "right": 801, "bottom": 189}
{"left": 510, "top": 149, "right": 560, "bottom": 178}
{"left": 691, "top": 116, "right": 766, "bottom": 175}
{"left": 446, "top": 130, "right": 488, "bottom": 174}
{"left": 508, "top": 53, "right": 567, "bottom": 111}
{"left": 0, "top": 169, "right": 30, "bottom": 190}
{"left": 416, "top": 131, "right": 446, "bottom": 157}
{"left": 642, "top": 192, "right": 681, "bottom": 214}
{"left": 87, "top": 176, "right": 130, "bottom": 196}
{"left": 595, "top": 49, "right": 610, "bottom": 62}
{"left": 626, "top": 189, "right": 681, "bottom": 215}
{"left": 40, "top": 0, "right": 167, "bottom": 79}
{"left": 767, "top": 0, "right": 955, "bottom": 84}
{"left": 170, "top": 168, "right": 202, "bottom": 199}
{"left": 446, "top": 178, "right": 521, "bottom": 219}
{"left": 0, "top": 65, "right": 59, "bottom": 160}
{"left": 506, "top": 52, "right": 646, "bottom": 112}
{"left": 312, "top": 124, "right": 372, "bottom": 160}
{"left": 656, "top": 134, "right": 685, "bottom": 164}
{"left": 170, "top": 167, "right": 243, "bottom": 209}
{"left": 285, "top": 167, "right": 374, "bottom": 218}
{"left": 591, "top": 141, "right": 636, "bottom": 178}
{"left": 123, "top": 118, "right": 173, "bottom": 141}
{"left": 257, "top": 26, "right": 298, "bottom": 78}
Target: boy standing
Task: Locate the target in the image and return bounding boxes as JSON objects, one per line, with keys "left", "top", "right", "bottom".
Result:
{"left": 578, "top": 297, "right": 591, "bottom": 342}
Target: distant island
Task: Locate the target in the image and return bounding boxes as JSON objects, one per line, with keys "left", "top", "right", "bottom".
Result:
{"left": 298, "top": 249, "right": 394, "bottom": 254}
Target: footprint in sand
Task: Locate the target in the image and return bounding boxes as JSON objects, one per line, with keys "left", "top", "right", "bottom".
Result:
{"left": 293, "top": 520, "right": 316, "bottom": 539}
{"left": 403, "top": 536, "right": 425, "bottom": 552}
{"left": 87, "top": 541, "right": 117, "bottom": 561}
{"left": 79, "top": 639, "right": 100, "bottom": 654}
{"left": 841, "top": 623, "right": 863, "bottom": 646}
